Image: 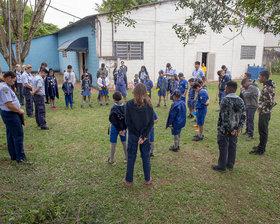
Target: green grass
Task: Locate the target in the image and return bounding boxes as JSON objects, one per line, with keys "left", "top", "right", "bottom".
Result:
{"left": 0, "top": 75, "right": 280, "bottom": 224}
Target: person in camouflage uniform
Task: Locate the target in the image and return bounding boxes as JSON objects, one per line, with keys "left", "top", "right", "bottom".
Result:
{"left": 212, "top": 81, "right": 246, "bottom": 172}
{"left": 250, "top": 71, "right": 277, "bottom": 155}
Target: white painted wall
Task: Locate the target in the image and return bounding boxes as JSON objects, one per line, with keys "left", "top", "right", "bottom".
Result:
{"left": 96, "top": 1, "right": 265, "bottom": 82}
{"left": 264, "top": 33, "right": 280, "bottom": 47}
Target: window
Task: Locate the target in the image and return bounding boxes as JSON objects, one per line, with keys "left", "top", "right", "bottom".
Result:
{"left": 63, "top": 51, "right": 67, "bottom": 58}
{"left": 241, "top": 46, "right": 256, "bottom": 59}
{"left": 114, "top": 41, "right": 144, "bottom": 60}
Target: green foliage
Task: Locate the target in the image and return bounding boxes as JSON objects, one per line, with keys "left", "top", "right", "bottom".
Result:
{"left": 0, "top": 75, "right": 280, "bottom": 223}
{"left": 272, "top": 59, "right": 280, "bottom": 74}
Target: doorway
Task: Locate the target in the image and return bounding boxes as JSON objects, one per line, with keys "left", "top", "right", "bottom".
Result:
{"left": 78, "top": 52, "right": 87, "bottom": 81}
{"left": 196, "top": 52, "right": 215, "bottom": 80}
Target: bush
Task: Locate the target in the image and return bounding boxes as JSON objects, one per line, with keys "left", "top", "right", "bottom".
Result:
{"left": 272, "top": 59, "right": 280, "bottom": 73}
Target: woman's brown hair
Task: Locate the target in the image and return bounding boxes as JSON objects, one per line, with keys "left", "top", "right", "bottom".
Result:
{"left": 133, "top": 83, "right": 152, "bottom": 108}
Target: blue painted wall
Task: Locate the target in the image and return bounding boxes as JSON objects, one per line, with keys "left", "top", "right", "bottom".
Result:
{"left": 57, "top": 21, "right": 99, "bottom": 87}
{"left": 0, "top": 34, "right": 59, "bottom": 72}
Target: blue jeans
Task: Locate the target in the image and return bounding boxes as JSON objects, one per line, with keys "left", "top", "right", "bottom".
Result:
{"left": 219, "top": 90, "right": 226, "bottom": 105}
{"left": 1, "top": 110, "right": 26, "bottom": 162}
{"left": 246, "top": 107, "right": 257, "bottom": 137}
{"left": 65, "top": 94, "right": 73, "bottom": 107}
{"left": 125, "top": 133, "right": 151, "bottom": 183}
{"left": 217, "top": 135, "right": 237, "bottom": 169}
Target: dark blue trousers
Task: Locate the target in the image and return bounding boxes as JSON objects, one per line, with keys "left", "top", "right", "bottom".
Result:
{"left": 246, "top": 107, "right": 257, "bottom": 137}
{"left": 1, "top": 110, "right": 26, "bottom": 162}
{"left": 217, "top": 135, "right": 238, "bottom": 170}
{"left": 125, "top": 133, "right": 151, "bottom": 183}
{"left": 218, "top": 90, "right": 226, "bottom": 105}
{"left": 65, "top": 94, "right": 73, "bottom": 107}
{"left": 16, "top": 83, "right": 24, "bottom": 105}
{"left": 34, "top": 95, "right": 46, "bottom": 128}
{"left": 258, "top": 113, "right": 271, "bottom": 152}
{"left": 23, "top": 87, "right": 33, "bottom": 116}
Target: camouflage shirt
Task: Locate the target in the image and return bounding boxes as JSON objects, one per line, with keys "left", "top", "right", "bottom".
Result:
{"left": 258, "top": 80, "right": 277, "bottom": 114}
{"left": 217, "top": 93, "right": 246, "bottom": 136}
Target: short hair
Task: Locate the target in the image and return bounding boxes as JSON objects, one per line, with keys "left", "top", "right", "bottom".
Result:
{"left": 195, "top": 61, "right": 200, "bottom": 65}
{"left": 192, "top": 83, "right": 201, "bottom": 89}
{"left": 84, "top": 68, "right": 88, "bottom": 73}
{"left": 221, "top": 65, "right": 226, "bottom": 69}
{"left": 134, "top": 74, "right": 139, "bottom": 77}
{"left": 113, "top": 91, "right": 122, "bottom": 101}
{"left": 101, "top": 72, "right": 106, "bottom": 75}
{"left": 41, "top": 62, "right": 47, "bottom": 67}
{"left": 3, "top": 71, "right": 16, "bottom": 79}
{"left": 188, "top": 78, "right": 195, "bottom": 82}
{"left": 241, "top": 78, "right": 250, "bottom": 85}
{"left": 40, "top": 68, "right": 48, "bottom": 74}
{"left": 24, "top": 64, "right": 32, "bottom": 70}
{"left": 244, "top": 72, "right": 252, "bottom": 78}
{"left": 67, "top": 65, "right": 72, "bottom": 69}
{"left": 259, "top": 70, "right": 270, "bottom": 80}
{"left": 15, "top": 64, "right": 21, "bottom": 68}
{"left": 226, "top": 81, "right": 238, "bottom": 92}
{"left": 121, "top": 61, "right": 124, "bottom": 63}
{"left": 101, "top": 63, "right": 105, "bottom": 67}
{"left": 217, "top": 70, "right": 222, "bottom": 76}
{"left": 197, "top": 79, "right": 203, "bottom": 85}
{"left": 166, "top": 63, "right": 171, "bottom": 67}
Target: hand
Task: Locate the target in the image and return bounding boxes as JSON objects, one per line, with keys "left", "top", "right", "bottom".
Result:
{"left": 18, "top": 109, "right": 25, "bottom": 115}
{"left": 231, "top": 130, "right": 239, "bottom": 136}
{"left": 31, "top": 91, "right": 34, "bottom": 96}
{"left": 119, "top": 130, "right": 126, "bottom": 136}
{"left": 138, "top": 137, "right": 148, "bottom": 144}
{"left": 183, "top": 94, "right": 186, "bottom": 98}
{"left": 169, "top": 125, "right": 173, "bottom": 130}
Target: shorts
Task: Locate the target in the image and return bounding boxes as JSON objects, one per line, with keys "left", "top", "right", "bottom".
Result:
{"left": 149, "top": 127, "right": 155, "bottom": 143}
{"left": 187, "top": 99, "right": 195, "bottom": 109}
{"left": 110, "top": 124, "right": 127, "bottom": 143}
{"left": 196, "top": 108, "right": 207, "bottom": 126}
{"left": 172, "top": 129, "right": 181, "bottom": 136}
{"left": 158, "top": 89, "right": 166, "bottom": 97}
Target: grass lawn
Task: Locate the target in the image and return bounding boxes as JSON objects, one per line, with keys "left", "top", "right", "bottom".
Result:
{"left": 0, "top": 74, "right": 279, "bottom": 224}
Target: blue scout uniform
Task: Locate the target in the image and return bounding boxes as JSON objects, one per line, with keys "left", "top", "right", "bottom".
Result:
{"left": 218, "top": 75, "right": 230, "bottom": 104}
{"left": 45, "top": 74, "right": 59, "bottom": 100}
{"left": 110, "top": 103, "right": 127, "bottom": 143}
{"left": 0, "top": 83, "right": 27, "bottom": 162}
{"left": 115, "top": 71, "right": 127, "bottom": 97}
{"left": 15, "top": 70, "right": 24, "bottom": 105}
{"left": 32, "top": 75, "right": 47, "bottom": 128}
{"left": 169, "top": 80, "right": 179, "bottom": 100}
{"left": 179, "top": 79, "right": 189, "bottom": 102}
{"left": 144, "top": 79, "right": 153, "bottom": 99}
{"left": 157, "top": 76, "right": 168, "bottom": 97}
{"left": 225, "top": 69, "right": 232, "bottom": 80}
{"left": 149, "top": 111, "right": 158, "bottom": 143}
{"left": 165, "top": 67, "right": 176, "bottom": 91}
{"left": 134, "top": 78, "right": 140, "bottom": 86}
{"left": 62, "top": 81, "right": 74, "bottom": 107}
{"left": 187, "top": 87, "right": 195, "bottom": 109}
{"left": 192, "top": 68, "right": 205, "bottom": 81}
{"left": 195, "top": 89, "right": 209, "bottom": 126}
{"left": 82, "top": 78, "right": 92, "bottom": 96}
{"left": 166, "top": 99, "right": 187, "bottom": 135}
{"left": 22, "top": 71, "right": 34, "bottom": 116}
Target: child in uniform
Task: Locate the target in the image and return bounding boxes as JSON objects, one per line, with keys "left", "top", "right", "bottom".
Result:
{"left": 62, "top": 77, "right": 74, "bottom": 109}
{"left": 133, "top": 74, "right": 140, "bottom": 89}
{"left": 98, "top": 72, "right": 110, "bottom": 106}
{"left": 178, "top": 73, "right": 188, "bottom": 102}
{"left": 81, "top": 74, "right": 93, "bottom": 108}
{"left": 108, "top": 91, "right": 128, "bottom": 165}
{"left": 45, "top": 69, "right": 59, "bottom": 110}
{"left": 144, "top": 75, "right": 153, "bottom": 99}
{"left": 169, "top": 74, "right": 179, "bottom": 101}
{"left": 166, "top": 89, "right": 187, "bottom": 152}
{"left": 115, "top": 69, "right": 127, "bottom": 103}
{"left": 149, "top": 110, "right": 158, "bottom": 157}
{"left": 187, "top": 78, "right": 195, "bottom": 118}
{"left": 192, "top": 83, "right": 209, "bottom": 141}
{"left": 156, "top": 70, "right": 168, "bottom": 108}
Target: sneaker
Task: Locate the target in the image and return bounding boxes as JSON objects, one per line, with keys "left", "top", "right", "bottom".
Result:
{"left": 66, "top": 106, "right": 69, "bottom": 109}
{"left": 172, "top": 146, "right": 180, "bottom": 152}
{"left": 192, "top": 119, "right": 197, "bottom": 123}
{"left": 81, "top": 105, "right": 83, "bottom": 108}
{"left": 100, "top": 104, "right": 103, "bottom": 106}
{"left": 255, "top": 150, "right": 265, "bottom": 155}
{"left": 106, "top": 103, "right": 109, "bottom": 106}
{"left": 193, "top": 125, "right": 199, "bottom": 127}
{"left": 156, "top": 104, "right": 160, "bottom": 107}
{"left": 89, "top": 104, "right": 93, "bottom": 108}
{"left": 247, "top": 136, "right": 254, "bottom": 141}
{"left": 249, "top": 147, "right": 260, "bottom": 154}
{"left": 150, "top": 153, "right": 154, "bottom": 157}
{"left": 122, "top": 178, "right": 132, "bottom": 187}
{"left": 28, "top": 114, "right": 35, "bottom": 118}
{"left": 107, "top": 157, "right": 116, "bottom": 166}
{"left": 211, "top": 165, "right": 226, "bottom": 172}
{"left": 188, "top": 114, "right": 194, "bottom": 119}
{"left": 144, "top": 177, "right": 152, "bottom": 185}
{"left": 169, "top": 145, "right": 176, "bottom": 151}
{"left": 41, "top": 126, "right": 51, "bottom": 130}
{"left": 252, "top": 146, "right": 259, "bottom": 150}
{"left": 71, "top": 106, "right": 73, "bottom": 109}
{"left": 17, "top": 159, "right": 33, "bottom": 165}
{"left": 53, "top": 107, "right": 58, "bottom": 110}
{"left": 192, "top": 135, "right": 204, "bottom": 141}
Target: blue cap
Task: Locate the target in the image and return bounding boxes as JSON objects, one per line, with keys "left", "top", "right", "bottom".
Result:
{"left": 173, "top": 73, "right": 177, "bottom": 77}
{"left": 65, "top": 76, "right": 70, "bottom": 80}
{"left": 178, "top": 73, "right": 184, "bottom": 77}
{"left": 158, "top": 70, "right": 164, "bottom": 74}
{"left": 173, "top": 89, "right": 181, "bottom": 97}
{"left": 85, "top": 73, "right": 89, "bottom": 77}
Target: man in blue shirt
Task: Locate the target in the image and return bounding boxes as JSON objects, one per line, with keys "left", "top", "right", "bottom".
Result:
{"left": 192, "top": 61, "right": 205, "bottom": 82}
{"left": 164, "top": 63, "right": 176, "bottom": 98}
{"left": 216, "top": 70, "right": 231, "bottom": 105}
{"left": 22, "top": 65, "right": 34, "bottom": 117}
{"left": 0, "top": 71, "right": 31, "bottom": 164}
{"left": 32, "top": 69, "right": 51, "bottom": 130}
{"left": 221, "top": 65, "right": 232, "bottom": 80}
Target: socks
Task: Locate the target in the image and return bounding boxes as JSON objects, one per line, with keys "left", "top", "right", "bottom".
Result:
{"left": 158, "top": 99, "right": 161, "bottom": 104}
{"left": 199, "top": 130, "right": 203, "bottom": 138}
{"left": 89, "top": 99, "right": 91, "bottom": 104}
{"left": 174, "top": 135, "right": 181, "bottom": 148}
{"left": 150, "top": 144, "right": 155, "bottom": 153}
{"left": 110, "top": 143, "right": 117, "bottom": 162}
{"left": 122, "top": 142, "right": 128, "bottom": 160}
{"left": 164, "top": 99, "right": 167, "bottom": 105}
{"left": 81, "top": 99, "right": 84, "bottom": 106}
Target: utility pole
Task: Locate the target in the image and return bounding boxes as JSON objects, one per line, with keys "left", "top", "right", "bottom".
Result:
{"left": 8, "top": 0, "right": 12, "bottom": 70}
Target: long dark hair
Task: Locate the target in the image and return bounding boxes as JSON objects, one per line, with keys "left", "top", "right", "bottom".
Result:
{"left": 133, "top": 83, "right": 152, "bottom": 108}
{"left": 141, "top": 66, "right": 148, "bottom": 74}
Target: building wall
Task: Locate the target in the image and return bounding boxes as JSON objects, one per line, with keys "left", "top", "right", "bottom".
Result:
{"left": 97, "top": 1, "right": 265, "bottom": 82}
{"left": 264, "top": 33, "right": 280, "bottom": 47}
{"left": 57, "top": 22, "right": 99, "bottom": 86}
{"left": 0, "top": 34, "right": 59, "bottom": 72}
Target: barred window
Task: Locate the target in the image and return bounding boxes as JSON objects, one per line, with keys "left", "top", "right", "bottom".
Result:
{"left": 63, "top": 51, "right": 67, "bottom": 58}
{"left": 114, "top": 41, "right": 144, "bottom": 60}
{"left": 241, "top": 46, "right": 256, "bottom": 59}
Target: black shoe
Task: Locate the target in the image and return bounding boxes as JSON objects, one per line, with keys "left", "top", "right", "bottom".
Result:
{"left": 249, "top": 146, "right": 260, "bottom": 154}
{"left": 172, "top": 146, "right": 180, "bottom": 152}
{"left": 169, "top": 145, "right": 176, "bottom": 151}
{"left": 254, "top": 150, "right": 265, "bottom": 155}
{"left": 226, "top": 165, "right": 233, "bottom": 171}
{"left": 247, "top": 136, "right": 254, "bottom": 141}
{"left": 28, "top": 114, "right": 35, "bottom": 118}
{"left": 17, "top": 159, "right": 33, "bottom": 164}
{"left": 211, "top": 165, "right": 226, "bottom": 172}
{"left": 187, "top": 114, "right": 194, "bottom": 119}
{"left": 192, "top": 119, "right": 197, "bottom": 123}
{"left": 192, "top": 135, "right": 204, "bottom": 141}
{"left": 150, "top": 153, "right": 154, "bottom": 157}
{"left": 89, "top": 104, "right": 93, "bottom": 108}
{"left": 45, "top": 102, "right": 50, "bottom": 104}
{"left": 41, "top": 126, "right": 51, "bottom": 130}
{"left": 252, "top": 146, "right": 259, "bottom": 150}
